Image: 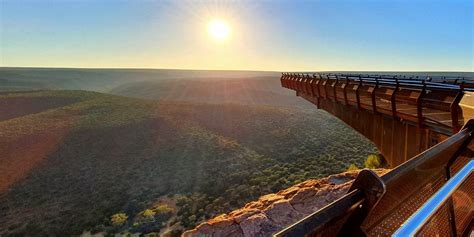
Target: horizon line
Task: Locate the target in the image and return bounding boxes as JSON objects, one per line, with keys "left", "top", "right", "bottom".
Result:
{"left": 1, "top": 66, "right": 473, "bottom": 73}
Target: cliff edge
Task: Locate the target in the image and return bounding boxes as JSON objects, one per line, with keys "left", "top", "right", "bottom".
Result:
{"left": 183, "top": 169, "right": 389, "bottom": 237}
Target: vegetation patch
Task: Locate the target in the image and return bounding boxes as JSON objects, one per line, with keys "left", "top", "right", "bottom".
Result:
{"left": 0, "top": 91, "right": 377, "bottom": 236}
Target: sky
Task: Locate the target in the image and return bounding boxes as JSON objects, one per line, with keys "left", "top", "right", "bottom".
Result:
{"left": 0, "top": 0, "right": 473, "bottom": 71}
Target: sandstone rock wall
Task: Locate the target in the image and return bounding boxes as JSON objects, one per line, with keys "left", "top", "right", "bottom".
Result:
{"left": 183, "top": 169, "right": 388, "bottom": 237}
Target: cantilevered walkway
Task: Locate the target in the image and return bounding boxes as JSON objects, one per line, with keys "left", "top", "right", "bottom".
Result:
{"left": 281, "top": 73, "right": 474, "bottom": 166}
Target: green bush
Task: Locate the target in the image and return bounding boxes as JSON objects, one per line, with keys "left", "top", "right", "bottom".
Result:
{"left": 364, "top": 154, "right": 384, "bottom": 169}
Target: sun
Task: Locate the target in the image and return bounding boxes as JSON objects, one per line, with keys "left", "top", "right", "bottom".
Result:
{"left": 207, "top": 19, "right": 231, "bottom": 42}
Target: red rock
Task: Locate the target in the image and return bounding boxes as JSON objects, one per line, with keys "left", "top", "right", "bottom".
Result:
{"left": 182, "top": 217, "right": 243, "bottom": 237}
{"left": 240, "top": 213, "right": 278, "bottom": 237}
{"left": 233, "top": 209, "right": 261, "bottom": 224}
{"left": 258, "top": 193, "right": 284, "bottom": 207}
{"left": 288, "top": 187, "right": 318, "bottom": 206}
{"left": 276, "top": 186, "right": 300, "bottom": 198}
{"left": 184, "top": 169, "right": 390, "bottom": 237}
{"left": 263, "top": 200, "right": 304, "bottom": 227}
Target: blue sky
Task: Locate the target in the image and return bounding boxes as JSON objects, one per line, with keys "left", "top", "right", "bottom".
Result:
{"left": 1, "top": 0, "right": 473, "bottom": 71}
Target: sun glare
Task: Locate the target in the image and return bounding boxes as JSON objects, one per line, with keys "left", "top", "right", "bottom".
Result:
{"left": 207, "top": 19, "right": 231, "bottom": 42}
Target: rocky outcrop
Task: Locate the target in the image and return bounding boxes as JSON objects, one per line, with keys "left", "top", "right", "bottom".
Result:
{"left": 183, "top": 169, "right": 389, "bottom": 237}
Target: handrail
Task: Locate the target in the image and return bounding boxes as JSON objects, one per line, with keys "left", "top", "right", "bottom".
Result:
{"left": 282, "top": 73, "right": 473, "bottom": 92}
{"left": 282, "top": 72, "right": 474, "bottom": 84}
{"left": 392, "top": 160, "right": 473, "bottom": 237}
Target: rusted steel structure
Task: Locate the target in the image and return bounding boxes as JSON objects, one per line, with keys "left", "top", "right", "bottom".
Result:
{"left": 281, "top": 73, "right": 474, "bottom": 167}
{"left": 277, "top": 73, "right": 473, "bottom": 236}
{"left": 275, "top": 121, "right": 473, "bottom": 236}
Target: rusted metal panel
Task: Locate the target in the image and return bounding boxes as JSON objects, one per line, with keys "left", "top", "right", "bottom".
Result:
{"left": 451, "top": 91, "right": 464, "bottom": 133}
{"left": 459, "top": 92, "right": 474, "bottom": 123}
{"left": 406, "top": 125, "right": 421, "bottom": 159}
{"left": 333, "top": 76, "right": 339, "bottom": 103}
{"left": 416, "top": 86, "right": 426, "bottom": 127}
{"left": 315, "top": 97, "right": 454, "bottom": 166}
{"left": 304, "top": 96, "right": 452, "bottom": 167}
{"left": 392, "top": 120, "right": 407, "bottom": 166}
{"left": 381, "top": 116, "right": 394, "bottom": 162}
{"left": 313, "top": 77, "right": 321, "bottom": 98}
{"left": 372, "top": 113, "right": 383, "bottom": 150}
{"left": 320, "top": 78, "right": 328, "bottom": 98}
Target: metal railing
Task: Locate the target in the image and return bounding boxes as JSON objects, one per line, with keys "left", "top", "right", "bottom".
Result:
{"left": 281, "top": 73, "right": 474, "bottom": 90}
{"left": 281, "top": 73, "right": 474, "bottom": 92}
{"left": 393, "top": 160, "right": 473, "bottom": 237}
{"left": 274, "top": 88, "right": 474, "bottom": 237}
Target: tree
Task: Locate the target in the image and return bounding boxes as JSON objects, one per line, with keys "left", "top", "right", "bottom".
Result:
{"left": 110, "top": 213, "right": 128, "bottom": 226}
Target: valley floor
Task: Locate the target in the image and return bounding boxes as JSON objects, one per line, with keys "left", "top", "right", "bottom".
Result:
{"left": 0, "top": 90, "right": 377, "bottom": 236}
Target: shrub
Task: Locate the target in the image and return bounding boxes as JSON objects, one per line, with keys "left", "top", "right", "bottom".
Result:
{"left": 110, "top": 213, "right": 128, "bottom": 226}
{"left": 347, "top": 164, "right": 359, "bottom": 171}
{"left": 364, "top": 154, "right": 384, "bottom": 169}
{"left": 142, "top": 209, "right": 156, "bottom": 219}
{"left": 153, "top": 204, "right": 173, "bottom": 214}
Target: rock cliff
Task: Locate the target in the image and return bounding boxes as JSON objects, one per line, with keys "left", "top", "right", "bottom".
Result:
{"left": 183, "top": 169, "right": 389, "bottom": 237}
